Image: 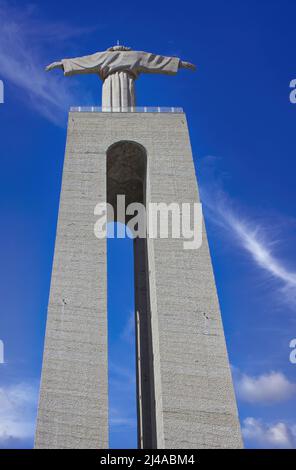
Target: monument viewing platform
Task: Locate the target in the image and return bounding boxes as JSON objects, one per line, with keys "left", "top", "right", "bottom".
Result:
{"left": 70, "top": 106, "right": 183, "bottom": 113}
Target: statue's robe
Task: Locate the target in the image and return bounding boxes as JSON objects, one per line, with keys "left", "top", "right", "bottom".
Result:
{"left": 61, "top": 51, "right": 180, "bottom": 108}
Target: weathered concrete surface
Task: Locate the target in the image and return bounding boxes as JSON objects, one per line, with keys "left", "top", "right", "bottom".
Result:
{"left": 34, "top": 115, "right": 108, "bottom": 449}
{"left": 35, "top": 111, "right": 242, "bottom": 449}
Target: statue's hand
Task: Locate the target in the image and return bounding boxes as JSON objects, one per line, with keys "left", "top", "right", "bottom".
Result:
{"left": 180, "top": 61, "right": 196, "bottom": 71}
{"left": 45, "top": 61, "right": 63, "bottom": 72}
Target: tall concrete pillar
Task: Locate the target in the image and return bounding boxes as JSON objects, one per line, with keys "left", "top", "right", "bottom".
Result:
{"left": 35, "top": 115, "right": 108, "bottom": 449}
{"left": 134, "top": 237, "right": 157, "bottom": 449}
{"left": 35, "top": 110, "right": 242, "bottom": 449}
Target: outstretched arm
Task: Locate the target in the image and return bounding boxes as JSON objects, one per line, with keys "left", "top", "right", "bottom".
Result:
{"left": 45, "top": 52, "right": 108, "bottom": 77}
{"left": 138, "top": 53, "right": 196, "bottom": 76}
{"left": 179, "top": 61, "right": 196, "bottom": 71}
{"left": 45, "top": 61, "right": 64, "bottom": 72}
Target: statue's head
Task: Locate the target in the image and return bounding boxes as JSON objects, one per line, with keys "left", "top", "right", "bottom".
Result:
{"left": 107, "top": 45, "right": 131, "bottom": 51}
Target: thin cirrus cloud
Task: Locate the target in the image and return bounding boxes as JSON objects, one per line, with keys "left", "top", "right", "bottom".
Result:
{"left": 0, "top": 1, "right": 97, "bottom": 126}
{"left": 233, "top": 369, "right": 296, "bottom": 404}
{"left": 120, "top": 311, "right": 135, "bottom": 345}
{"left": 242, "top": 417, "right": 296, "bottom": 449}
{"left": 109, "top": 407, "right": 136, "bottom": 428}
{"left": 0, "top": 381, "right": 38, "bottom": 449}
{"left": 108, "top": 311, "right": 137, "bottom": 445}
{"left": 223, "top": 212, "right": 296, "bottom": 300}
{"left": 199, "top": 156, "right": 296, "bottom": 307}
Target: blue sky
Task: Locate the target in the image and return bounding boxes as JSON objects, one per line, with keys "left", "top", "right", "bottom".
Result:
{"left": 0, "top": 0, "right": 296, "bottom": 449}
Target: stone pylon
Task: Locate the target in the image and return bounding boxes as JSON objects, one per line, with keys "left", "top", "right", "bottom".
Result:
{"left": 35, "top": 110, "right": 242, "bottom": 449}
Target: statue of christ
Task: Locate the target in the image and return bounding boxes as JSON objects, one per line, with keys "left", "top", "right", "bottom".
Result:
{"left": 46, "top": 44, "right": 196, "bottom": 109}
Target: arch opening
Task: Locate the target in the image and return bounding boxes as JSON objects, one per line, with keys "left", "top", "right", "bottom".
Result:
{"left": 107, "top": 141, "right": 157, "bottom": 449}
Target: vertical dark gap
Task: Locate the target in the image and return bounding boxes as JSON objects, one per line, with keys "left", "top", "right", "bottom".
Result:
{"left": 134, "top": 236, "right": 157, "bottom": 449}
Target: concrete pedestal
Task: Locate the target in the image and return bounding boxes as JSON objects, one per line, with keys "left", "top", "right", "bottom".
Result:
{"left": 35, "top": 111, "right": 242, "bottom": 449}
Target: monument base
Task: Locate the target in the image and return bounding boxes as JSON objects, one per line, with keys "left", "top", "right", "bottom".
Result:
{"left": 35, "top": 110, "right": 242, "bottom": 449}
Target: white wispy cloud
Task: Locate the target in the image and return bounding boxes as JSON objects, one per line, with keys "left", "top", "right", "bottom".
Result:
{"left": 200, "top": 156, "right": 296, "bottom": 306}
{"left": 108, "top": 312, "right": 137, "bottom": 437}
{"left": 0, "top": 382, "right": 38, "bottom": 448}
{"left": 109, "top": 311, "right": 136, "bottom": 388}
{"left": 109, "top": 361, "right": 135, "bottom": 385}
{"left": 109, "top": 407, "right": 136, "bottom": 428}
{"left": 224, "top": 212, "right": 296, "bottom": 292}
{"left": 242, "top": 417, "right": 296, "bottom": 449}
{"left": 0, "top": 1, "right": 95, "bottom": 125}
{"left": 234, "top": 369, "right": 296, "bottom": 404}
{"left": 120, "top": 311, "right": 135, "bottom": 345}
